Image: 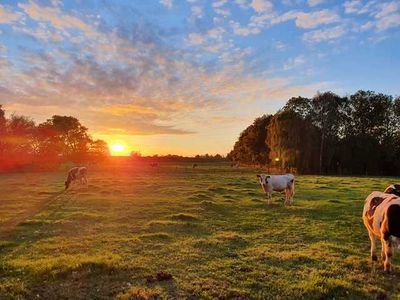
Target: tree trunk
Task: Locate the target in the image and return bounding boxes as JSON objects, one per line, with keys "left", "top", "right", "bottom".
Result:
{"left": 319, "top": 131, "right": 325, "bottom": 174}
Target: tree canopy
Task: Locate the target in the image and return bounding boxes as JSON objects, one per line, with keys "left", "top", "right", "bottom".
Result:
{"left": 0, "top": 109, "right": 109, "bottom": 171}
{"left": 228, "top": 90, "right": 400, "bottom": 176}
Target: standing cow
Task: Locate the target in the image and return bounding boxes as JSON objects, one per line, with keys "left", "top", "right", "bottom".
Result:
{"left": 257, "top": 174, "right": 295, "bottom": 206}
{"left": 65, "top": 167, "right": 88, "bottom": 190}
{"left": 363, "top": 191, "right": 400, "bottom": 272}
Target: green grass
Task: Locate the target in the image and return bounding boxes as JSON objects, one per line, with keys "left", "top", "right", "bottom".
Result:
{"left": 0, "top": 163, "right": 400, "bottom": 299}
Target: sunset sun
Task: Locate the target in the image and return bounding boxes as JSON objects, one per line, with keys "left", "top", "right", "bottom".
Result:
{"left": 110, "top": 143, "right": 127, "bottom": 156}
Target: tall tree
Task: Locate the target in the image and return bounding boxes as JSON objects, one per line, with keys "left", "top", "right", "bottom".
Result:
{"left": 38, "top": 116, "right": 91, "bottom": 160}
{"left": 267, "top": 110, "right": 320, "bottom": 173}
{"left": 311, "top": 92, "right": 346, "bottom": 174}
{"left": 227, "top": 115, "right": 272, "bottom": 164}
{"left": 0, "top": 105, "right": 6, "bottom": 157}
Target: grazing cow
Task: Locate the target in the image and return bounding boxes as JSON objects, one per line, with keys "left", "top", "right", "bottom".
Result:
{"left": 65, "top": 167, "right": 87, "bottom": 190}
{"left": 150, "top": 163, "right": 158, "bottom": 168}
{"left": 384, "top": 184, "right": 400, "bottom": 197}
{"left": 363, "top": 191, "right": 400, "bottom": 272}
{"left": 257, "top": 174, "right": 295, "bottom": 205}
{"left": 192, "top": 163, "right": 198, "bottom": 169}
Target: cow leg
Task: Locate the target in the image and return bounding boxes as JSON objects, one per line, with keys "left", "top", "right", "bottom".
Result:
{"left": 368, "top": 231, "right": 377, "bottom": 261}
{"left": 290, "top": 188, "right": 294, "bottom": 205}
{"left": 284, "top": 190, "right": 289, "bottom": 206}
{"left": 288, "top": 189, "right": 294, "bottom": 205}
{"left": 381, "top": 236, "right": 392, "bottom": 273}
{"left": 268, "top": 192, "right": 272, "bottom": 205}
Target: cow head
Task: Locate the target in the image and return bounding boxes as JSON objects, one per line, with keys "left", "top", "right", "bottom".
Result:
{"left": 385, "top": 184, "right": 400, "bottom": 197}
{"left": 257, "top": 174, "right": 271, "bottom": 192}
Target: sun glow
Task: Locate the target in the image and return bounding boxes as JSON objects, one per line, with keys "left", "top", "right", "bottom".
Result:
{"left": 110, "top": 143, "right": 128, "bottom": 156}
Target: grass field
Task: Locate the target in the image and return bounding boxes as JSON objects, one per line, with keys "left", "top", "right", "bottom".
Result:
{"left": 1, "top": 163, "right": 400, "bottom": 299}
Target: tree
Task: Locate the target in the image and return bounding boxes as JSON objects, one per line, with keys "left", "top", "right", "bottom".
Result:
{"left": 311, "top": 92, "right": 347, "bottom": 174}
{"left": 267, "top": 110, "right": 320, "bottom": 173}
{"left": 38, "top": 115, "right": 91, "bottom": 161}
{"left": 0, "top": 105, "right": 7, "bottom": 157}
{"left": 89, "top": 139, "right": 110, "bottom": 161}
{"left": 227, "top": 115, "right": 272, "bottom": 165}
{"left": 341, "top": 91, "right": 395, "bottom": 175}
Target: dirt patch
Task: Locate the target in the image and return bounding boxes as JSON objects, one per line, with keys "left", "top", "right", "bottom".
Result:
{"left": 145, "top": 272, "right": 173, "bottom": 284}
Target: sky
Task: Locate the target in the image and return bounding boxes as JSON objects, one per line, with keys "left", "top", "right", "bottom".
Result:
{"left": 0, "top": 0, "right": 399, "bottom": 156}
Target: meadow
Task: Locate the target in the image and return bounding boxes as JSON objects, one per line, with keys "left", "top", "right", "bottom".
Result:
{"left": 1, "top": 163, "right": 400, "bottom": 299}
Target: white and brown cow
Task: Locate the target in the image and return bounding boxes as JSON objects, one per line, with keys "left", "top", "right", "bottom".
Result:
{"left": 257, "top": 174, "right": 295, "bottom": 205}
{"left": 65, "top": 167, "right": 87, "bottom": 190}
{"left": 363, "top": 191, "right": 400, "bottom": 272}
{"left": 384, "top": 184, "right": 400, "bottom": 197}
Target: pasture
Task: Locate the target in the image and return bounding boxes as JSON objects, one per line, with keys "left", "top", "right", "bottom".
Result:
{"left": 0, "top": 163, "right": 399, "bottom": 299}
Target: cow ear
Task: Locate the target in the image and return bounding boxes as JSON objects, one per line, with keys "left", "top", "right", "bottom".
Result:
{"left": 256, "top": 174, "right": 261, "bottom": 178}
{"left": 266, "top": 175, "right": 271, "bottom": 178}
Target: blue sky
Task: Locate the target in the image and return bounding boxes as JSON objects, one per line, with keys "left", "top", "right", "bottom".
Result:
{"left": 0, "top": 0, "right": 399, "bottom": 155}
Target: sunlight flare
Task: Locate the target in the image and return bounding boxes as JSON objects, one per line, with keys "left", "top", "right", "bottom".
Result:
{"left": 110, "top": 143, "right": 128, "bottom": 156}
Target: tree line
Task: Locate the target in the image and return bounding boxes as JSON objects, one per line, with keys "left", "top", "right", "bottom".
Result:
{"left": 129, "top": 152, "right": 226, "bottom": 163}
{"left": 227, "top": 90, "right": 400, "bottom": 176}
{"left": 0, "top": 105, "right": 109, "bottom": 171}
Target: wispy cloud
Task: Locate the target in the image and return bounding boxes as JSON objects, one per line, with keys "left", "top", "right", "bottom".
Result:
{"left": 251, "top": 0, "right": 273, "bottom": 13}
{"left": 303, "top": 25, "right": 347, "bottom": 43}
{"left": 160, "top": 0, "right": 173, "bottom": 9}
{"left": 295, "top": 9, "right": 340, "bottom": 29}
{"left": 18, "top": 1, "right": 98, "bottom": 40}
{"left": 0, "top": 4, "right": 22, "bottom": 24}
{"left": 308, "top": 0, "right": 325, "bottom": 7}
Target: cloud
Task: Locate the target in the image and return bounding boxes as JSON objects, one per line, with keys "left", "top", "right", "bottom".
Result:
{"left": 213, "top": 0, "right": 228, "bottom": 8}
{"left": 215, "top": 8, "right": 231, "bottom": 16}
{"left": 357, "top": 21, "right": 374, "bottom": 31}
{"left": 235, "top": 0, "right": 249, "bottom": 9}
{"left": 230, "top": 20, "right": 261, "bottom": 36}
{"left": 190, "top": 6, "right": 203, "bottom": 19}
{"left": 303, "top": 26, "right": 346, "bottom": 42}
{"left": 375, "top": 12, "right": 400, "bottom": 31}
{"left": 272, "top": 41, "right": 287, "bottom": 51}
{"left": 375, "top": 1, "right": 399, "bottom": 18}
{"left": 18, "top": 2, "right": 98, "bottom": 38}
{"left": 160, "top": 0, "right": 173, "bottom": 8}
{"left": 251, "top": 0, "right": 273, "bottom": 13}
{"left": 374, "top": 2, "right": 400, "bottom": 31}
{"left": 308, "top": 0, "right": 325, "bottom": 7}
{"left": 295, "top": 9, "right": 340, "bottom": 28}
{"left": 343, "top": 0, "right": 376, "bottom": 15}
{"left": 187, "top": 32, "right": 205, "bottom": 45}
{"left": 284, "top": 55, "right": 306, "bottom": 70}
{"left": 0, "top": 4, "right": 22, "bottom": 24}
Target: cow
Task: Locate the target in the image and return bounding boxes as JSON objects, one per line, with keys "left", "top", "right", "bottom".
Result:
{"left": 257, "top": 174, "right": 295, "bottom": 206}
{"left": 363, "top": 191, "right": 400, "bottom": 272}
{"left": 65, "top": 167, "right": 87, "bottom": 190}
{"left": 150, "top": 163, "right": 158, "bottom": 168}
{"left": 384, "top": 184, "right": 400, "bottom": 197}
{"left": 192, "top": 163, "right": 198, "bottom": 169}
